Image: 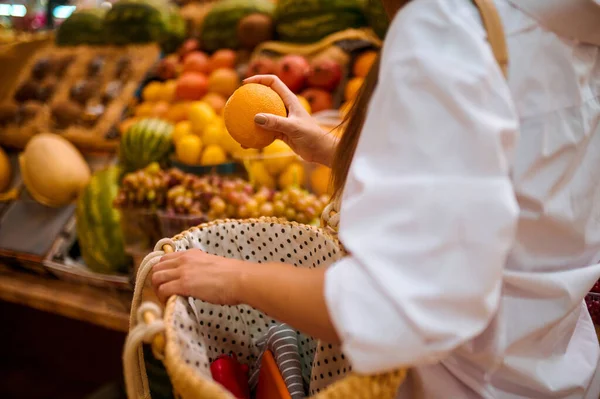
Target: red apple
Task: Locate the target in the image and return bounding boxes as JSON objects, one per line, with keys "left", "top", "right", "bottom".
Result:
{"left": 307, "top": 58, "right": 343, "bottom": 91}
{"left": 245, "top": 57, "right": 276, "bottom": 78}
{"left": 301, "top": 88, "right": 333, "bottom": 113}
{"left": 178, "top": 38, "right": 200, "bottom": 61}
{"left": 274, "top": 55, "right": 309, "bottom": 93}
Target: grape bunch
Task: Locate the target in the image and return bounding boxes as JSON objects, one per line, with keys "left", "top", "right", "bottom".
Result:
{"left": 586, "top": 293, "right": 600, "bottom": 325}
{"left": 115, "top": 164, "right": 331, "bottom": 224}
{"left": 113, "top": 163, "right": 170, "bottom": 209}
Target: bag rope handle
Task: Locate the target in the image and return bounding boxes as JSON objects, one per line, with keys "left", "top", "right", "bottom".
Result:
{"left": 124, "top": 239, "right": 176, "bottom": 399}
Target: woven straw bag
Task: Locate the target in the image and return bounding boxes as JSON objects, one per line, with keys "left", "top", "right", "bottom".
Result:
{"left": 123, "top": 1, "right": 508, "bottom": 398}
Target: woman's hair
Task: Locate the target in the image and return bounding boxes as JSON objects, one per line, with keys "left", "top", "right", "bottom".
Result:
{"left": 331, "top": 0, "right": 410, "bottom": 198}
{"left": 331, "top": 53, "right": 381, "bottom": 197}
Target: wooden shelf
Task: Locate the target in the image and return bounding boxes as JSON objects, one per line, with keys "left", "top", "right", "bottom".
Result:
{"left": 0, "top": 264, "right": 134, "bottom": 332}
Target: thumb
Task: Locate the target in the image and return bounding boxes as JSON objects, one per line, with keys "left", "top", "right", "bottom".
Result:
{"left": 254, "top": 113, "right": 296, "bottom": 135}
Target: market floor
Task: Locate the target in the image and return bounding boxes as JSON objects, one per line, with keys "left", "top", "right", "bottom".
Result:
{"left": 0, "top": 301, "right": 127, "bottom": 399}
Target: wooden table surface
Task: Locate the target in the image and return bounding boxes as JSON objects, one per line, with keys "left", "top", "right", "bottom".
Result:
{"left": 0, "top": 264, "right": 158, "bottom": 332}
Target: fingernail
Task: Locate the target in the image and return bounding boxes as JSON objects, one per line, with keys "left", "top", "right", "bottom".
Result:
{"left": 254, "top": 114, "right": 267, "bottom": 125}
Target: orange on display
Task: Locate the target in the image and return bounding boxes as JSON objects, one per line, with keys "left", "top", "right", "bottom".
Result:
{"left": 223, "top": 83, "right": 287, "bottom": 149}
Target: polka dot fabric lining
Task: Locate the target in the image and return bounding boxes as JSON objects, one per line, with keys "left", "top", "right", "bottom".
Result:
{"left": 167, "top": 219, "right": 352, "bottom": 397}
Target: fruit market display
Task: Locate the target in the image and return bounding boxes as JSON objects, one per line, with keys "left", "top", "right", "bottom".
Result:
{"left": 200, "top": 0, "right": 276, "bottom": 52}
{"left": 104, "top": 0, "right": 186, "bottom": 54}
{"left": 55, "top": 8, "right": 108, "bottom": 46}
{"left": 19, "top": 133, "right": 91, "bottom": 208}
{"left": 120, "top": 118, "right": 174, "bottom": 173}
{"left": 274, "top": 0, "right": 368, "bottom": 44}
{"left": 114, "top": 163, "right": 330, "bottom": 226}
{"left": 76, "top": 166, "right": 130, "bottom": 274}
{"left": 0, "top": 44, "right": 160, "bottom": 150}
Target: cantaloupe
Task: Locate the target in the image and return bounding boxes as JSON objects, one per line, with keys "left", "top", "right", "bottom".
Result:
{"left": 20, "top": 134, "right": 91, "bottom": 207}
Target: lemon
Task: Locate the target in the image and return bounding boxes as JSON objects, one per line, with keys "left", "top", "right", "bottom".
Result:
{"left": 278, "top": 162, "right": 305, "bottom": 189}
{"left": 142, "top": 82, "right": 163, "bottom": 102}
{"left": 202, "top": 121, "right": 224, "bottom": 146}
{"left": 189, "top": 101, "right": 217, "bottom": 135}
{"left": 176, "top": 134, "right": 203, "bottom": 165}
{"left": 233, "top": 147, "right": 260, "bottom": 160}
{"left": 248, "top": 161, "right": 275, "bottom": 189}
{"left": 297, "top": 95, "right": 312, "bottom": 114}
{"left": 220, "top": 127, "right": 244, "bottom": 155}
{"left": 200, "top": 145, "right": 227, "bottom": 166}
{"left": 173, "top": 121, "right": 193, "bottom": 143}
{"left": 263, "top": 140, "right": 295, "bottom": 175}
{"left": 161, "top": 80, "right": 177, "bottom": 103}
{"left": 134, "top": 102, "right": 155, "bottom": 117}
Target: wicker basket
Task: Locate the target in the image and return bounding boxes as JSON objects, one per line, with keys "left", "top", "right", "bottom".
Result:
{"left": 124, "top": 217, "right": 406, "bottom": 399}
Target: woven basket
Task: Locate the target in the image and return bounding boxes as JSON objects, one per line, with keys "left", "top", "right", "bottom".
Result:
{"left": 124, "top": 217, "right": 406, "bottom": 399}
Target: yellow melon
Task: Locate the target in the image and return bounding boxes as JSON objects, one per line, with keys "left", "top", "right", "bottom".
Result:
{"left": 0, "top": 146, "right": 12, "bottom": 193}
{"left": 19, "top": 134, "right": 91, "bottom": 207}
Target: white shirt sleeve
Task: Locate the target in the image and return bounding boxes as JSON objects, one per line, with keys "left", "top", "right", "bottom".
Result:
{"left": 324, "top": 1, "right": 520, "bottom": 373}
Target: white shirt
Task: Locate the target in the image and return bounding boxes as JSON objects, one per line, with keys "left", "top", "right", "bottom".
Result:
{"left": 324, "top": 0, "right": 600, "bottom": 397}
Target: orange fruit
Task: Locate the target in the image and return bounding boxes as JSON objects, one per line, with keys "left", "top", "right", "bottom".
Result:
{"left": 223, "top": 83, "right": 286, "bottom": 149}
{"left": 344, "top": 77, "right": 364, "bottom": 101}
{"left": 142, "top": 82, "right": 163, "bottom": 102}
{"left": 160, "top": 80, "right": 177, "bottom": 102}
{"left": 134, "top": 102, "right": 155, "bottom": 117}
{"left": 167, "top": 101, "right": 191, "bottom": 123}
{"left": 208, "top": 68, "right": 240, "bottom": 98}
{"left": 353, "top": 51, "right": 378, "bottom": 78}
{"left": 208, "top": 49, "right": 236, "bottom": 72}
{"left": 182, "top": 52, "right": 210, "bottom": 75}
{"left": 201, "top": 92, "right": 227, "bottom": 114}
{"left": 175, "top": 73, "right": 208, "bottom": 101}
{"left": 297, "top": 95, "right": 311, "bottom": 114}
{"left": 310, "top": 165, "right": 332, "bottom": 196}
{"left": 153, "top": 101, "right": 170, "bottom": 118}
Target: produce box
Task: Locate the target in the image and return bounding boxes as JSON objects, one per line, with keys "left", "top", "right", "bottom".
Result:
{"left": 0, "top": 44, "right": 160, "bottom": 152}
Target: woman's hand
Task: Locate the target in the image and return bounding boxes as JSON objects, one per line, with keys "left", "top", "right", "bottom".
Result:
{"left": 243, "top": 74, "right": 338, "bottom": 167}
{"left": 151, "top": 249, "right": 244, "bottom": 305}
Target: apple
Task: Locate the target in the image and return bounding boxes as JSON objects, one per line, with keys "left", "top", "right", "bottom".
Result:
{"left": 307, "top": 58, "right": 343, "bottom": 91}
{"left": 300, "top": 88, "right": 333, "bottom": 113}
{"left": 274, "top": 55, "right": 309, "bottom": 93}
{"left": 245, "top": 57, "right": 276, "bottom": 78}
{"left": 178, "top": 39, "right": 200, "bottom": 61}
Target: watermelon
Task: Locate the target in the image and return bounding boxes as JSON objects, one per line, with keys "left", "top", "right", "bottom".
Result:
{"left": 200, "top": 0, "right": 275, "bottom": 53}
{"left": 104, "top": 0, "right": 185, "bottom": 52}
{"left": 119, "top": 118, "right": 173, "bottom": 174}
{"left": 56, "top": 8, "right": 107, "bottom": 46}
{"left": 275, "top": 0, "right": 367, "bottom": 43}
{"left": 76, "top": 166, "right": 130, "bottom": 274}
{"left": 363, "top": 0, "right": 389, "bottom": 39}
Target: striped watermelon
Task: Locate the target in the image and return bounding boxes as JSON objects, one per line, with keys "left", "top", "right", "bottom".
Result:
{"left": 76, "top": 166, "right": 130, "bottom": 274}
{"left": 104, "top": 0, "right": 185, "bottom": 52}
{"left": 120, "top": 118, "right": 174, "bottom": 174}
{"left": 56, "top": 8, "right": 107, "bottom": 46}
{"left": 200, "top": 0, "right": 275, "bottom": 52}
{"left": 275, "top": 0, "right": 367, "bottom": 43}
{"left": 363, "top": 0, "right": 389, "bottom": 39}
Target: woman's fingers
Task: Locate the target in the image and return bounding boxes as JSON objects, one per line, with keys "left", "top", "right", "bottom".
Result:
{"left": 156, "top": 280, "right": 182, "bottom": 304}
{"left": 151, "top": 268, "right": 180, "bottom": 289}
{"left": 243, "top": 75, "right": 299, "bottom": 111}
{"left": 254, "top": 113, "right": 298, "bottom": 135}
{"left": 154, "top": 257, "right": 182, "bottom": 272}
